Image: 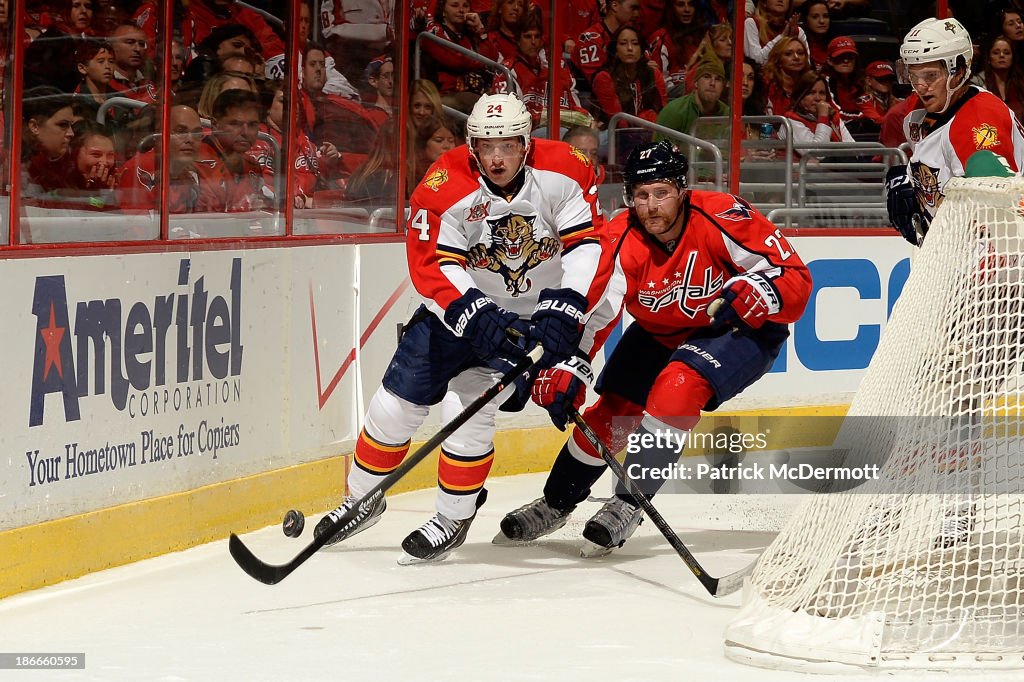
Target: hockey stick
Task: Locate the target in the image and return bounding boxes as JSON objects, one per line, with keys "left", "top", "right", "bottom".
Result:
{"left": 567, "top": 408, "right": 755, "bottom": 597}
{"left": 229, "top": 344, "right": 544, "bottom": 585}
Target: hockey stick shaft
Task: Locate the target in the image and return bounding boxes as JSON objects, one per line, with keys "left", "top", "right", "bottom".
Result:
{"left": 568, "top": 408, "right": 753, "bottom": 597}
{"left": 230, "top": 345, "right": 544, "bottom": 585}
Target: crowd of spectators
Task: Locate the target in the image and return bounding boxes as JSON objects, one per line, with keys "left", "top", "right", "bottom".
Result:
{"left": 5, "top": 0, "right": 1024, "bottom": 218}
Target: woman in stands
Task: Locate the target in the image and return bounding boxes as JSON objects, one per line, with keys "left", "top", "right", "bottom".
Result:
{"left": 649, "top": 0, "right": 716, "bottom": 97}
{"left": 22, "top": 86, "right": 77, "bottom": 197}
{"left": 195, "top": 71, "right": 257, "bottom": 120}
{"left": 779, "top": 70, "right": 854, "bottom": 158}
{"left": 346, "top": 118, "right": 405, "bottom": 204}
{"left": 682, "top": 22, "right": 733, "bottom": 96}
{"left": 821, "top": 36, "right": 866, "bottom": 127}
{"left": 799, "top": 0, "right": 831, "bottom": 70}
{"left": 409, "top": 79, "right": 445, "bottom": 133}
{"left": 591, "top": 25, "right": 667, "bottom": 130}
{"left": 414, "top": 115, "right": 461, "bottom": 180}
{"left": 972, "top": 34, "right": 1024, "bottom": 122}
{"left": 745, "top": 0, "right": 808, "bottom": 66}
{"left": 762, "top": 34, "right": 812, "bottom": 115}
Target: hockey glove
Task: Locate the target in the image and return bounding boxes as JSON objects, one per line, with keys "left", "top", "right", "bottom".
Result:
{"left": 531, "top": 354, "right": 595, "bottom": 430}
{"left": 528, "top": 288, "right": 587, "bottom": 369}
{"left": 885, "top": 164, "right": 930, "bottom": 246}
{"left": 445, "top": 287, "right": 530, "bottom": 361}
{"left": 709, "top": 273, "right": 781, "bottom": 331}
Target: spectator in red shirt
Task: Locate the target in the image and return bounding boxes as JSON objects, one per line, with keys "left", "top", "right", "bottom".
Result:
{"left": 485, "top": 0, "right": 527, "bottom": 63}
{"left": 196, "top": 89, "right": 270, "bottom": 212}
{"left": 108, "top": 22, "right": 157, "bottom": 105}
{"left": 120, "top": 104, "right": 205, "bottom": 213}
{"left": 857, "top": 60, "right": 902, "bottom": 128}
{"left": 22, "top": 87, "right": 76, "bottom": 197}
{"left": 762, "top": 34, "right": 812, "bottom": 115}
{"left": 421, "top": 0, "right": 495, "bottom": 112}
{"left": 181, "top": 0, "right": 285, "bottom": 78}
{"left": 573, "top": 0, "right": 642, "bottom": 87}
{"left": 822, "top": 36, "right": 864, "bottom": 123}
{"left": 592, "top": 25, "right": 667, "bottom": 130}
{"left": 799, "top": 0, "right": 831, "bottom": 70}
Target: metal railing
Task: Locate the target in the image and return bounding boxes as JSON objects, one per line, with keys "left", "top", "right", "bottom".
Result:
{"left": 414, "top": 32, "right": 518, "bottom": 96}
{"left": 606, "top": 113, "right": 724, "bottom": 191}
{"left": 97, "top": 97, "right": 148, "bottom": 125}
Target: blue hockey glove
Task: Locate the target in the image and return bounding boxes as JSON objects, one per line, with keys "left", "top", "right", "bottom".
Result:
{"left": 528, "top": 288, "right": 587, "bottom": 369}
{"left": 885, "top": 164, "right": 930, "bottom": 246}
{"left": 445, "top": 288, "right": 529, "bottom": 361}
{"left": 708, "top": 273, "right": 781, "bottom": 331}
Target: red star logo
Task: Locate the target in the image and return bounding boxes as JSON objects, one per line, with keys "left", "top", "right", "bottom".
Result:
{"left": 39, "top": 302, "right": 65, "bottom": 381}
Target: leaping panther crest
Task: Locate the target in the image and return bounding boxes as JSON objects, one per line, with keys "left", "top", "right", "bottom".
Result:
{"left": 467, "top": 214, "right": 559, "bottom": 296}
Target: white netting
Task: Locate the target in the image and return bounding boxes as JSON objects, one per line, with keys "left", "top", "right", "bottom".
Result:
{"left": 725, "top": 177, "right": 1024, "bottom": 671}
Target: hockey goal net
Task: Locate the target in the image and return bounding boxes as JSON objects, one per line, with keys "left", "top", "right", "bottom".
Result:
{"left": 725, "top": 176, "right": 1024, "bottom": 672}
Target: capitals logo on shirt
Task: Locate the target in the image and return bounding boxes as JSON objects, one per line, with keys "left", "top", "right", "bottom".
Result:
{"left": 466, "top": 213, "right": 559, "bottom": 296}
{"left": 715, "top": 199, "right": 754, "bottom": 222}
{"left": 637, "top": 250, "right": 723, "bottom": 318}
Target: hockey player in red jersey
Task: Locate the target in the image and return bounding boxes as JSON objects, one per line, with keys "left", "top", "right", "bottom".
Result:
{"left": 886, "top": 17, "right": 1024, "bottom": 246}
{"left": 496, "top": 141, "right": 812, "bottom": 556}
{"left": 315, "top": 93, "right": 613, "bottom": 564}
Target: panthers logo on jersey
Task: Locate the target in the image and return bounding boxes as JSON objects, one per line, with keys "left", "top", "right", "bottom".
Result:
{"left": 467, "top": 214, "right": 560, "bottom": 296}
{"left": 911, "top": 162, "right": 942, "bottom": 210}
{"left": 568, "top": 146, "right": 591, "bottom": 167}
{"left": 972, "top": 123, "right": 1001, "bottom": 150}
{"left": 422, "top": 168, "right": 449, "bottom": 192}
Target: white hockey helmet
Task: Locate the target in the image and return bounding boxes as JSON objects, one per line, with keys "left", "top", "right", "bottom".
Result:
{"left": 466, "top": 93, "right": 532, "bottom": 145}
{"left": 900, "top": 17, "right": 972, "bottom": 73}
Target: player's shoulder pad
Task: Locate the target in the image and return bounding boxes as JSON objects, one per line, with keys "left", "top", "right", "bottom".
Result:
{"left": 530, "top": 139, "right": 598, "bottom": 185}
{"left": 409, "top": 145, "right": 479, "bottom": 210}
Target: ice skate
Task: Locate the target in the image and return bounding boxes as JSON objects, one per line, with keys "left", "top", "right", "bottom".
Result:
{"left": 399, "top": 489, "right": 488, "bottom": 565}
{"left": 492, "top": 497, "right": 575, "bottom": 545}
{"left": 313, "top": 494, "right": 386, "bottom": 547}
{"left": 580, "top": 497, "right": 643, "bottom": 558}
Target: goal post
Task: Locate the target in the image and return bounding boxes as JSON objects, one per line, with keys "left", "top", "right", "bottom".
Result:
{"left": 724, "top": 176, "right": 1024, "bottom": 672}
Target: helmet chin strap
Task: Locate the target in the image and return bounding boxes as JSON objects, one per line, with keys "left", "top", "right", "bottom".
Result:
{"left": 936, "top": 69, "right": 967, "bottom": 115}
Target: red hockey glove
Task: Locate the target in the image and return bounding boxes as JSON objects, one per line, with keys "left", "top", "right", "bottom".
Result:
{"left": 530, "top": 355, "right": 594, "bottom": 430}
{"left": 709, "top": 273, "right": 781, "bottom": 330}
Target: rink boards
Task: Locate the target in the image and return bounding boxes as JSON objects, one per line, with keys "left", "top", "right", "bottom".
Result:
{"left": 0, "top": 231, "right": 912, "bottom": 597}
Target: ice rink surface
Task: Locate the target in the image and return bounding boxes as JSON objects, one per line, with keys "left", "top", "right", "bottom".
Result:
{"left": 0, "top": 473, "right": 1007, "bottom": 682}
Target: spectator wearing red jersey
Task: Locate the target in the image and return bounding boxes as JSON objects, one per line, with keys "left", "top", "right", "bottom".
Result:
{"left": 181, "top": 0, "right": 285, "bottom": 79}
{"left": 822, "top": 36, "right": 864, "bottom": 123}
{"left": 857, "top": 60, "right": 902, "bottom": 128}
{"left": 492, "top": 15, "right": 590, "bottom": 132}
{"left": 485, "top": 0, "right": 528, "bottom": 63}
{"left": 108, "top": 22, "right": 157, "bottom": 105}
{"left": 22, "top": 87, "right": 76, "bottom": 197}
{"left": 591, "top": 25, "right": 666, "bottom": 130}
{"left": 120, "top": 104, "right": 204, "bottom": 213}
{"left": 573, "top": 0, "right": 641, "bottom": 87}
{"left": 421, "top": 0, "right": 496, "bottom": 112}
{"left": 560, "top": 0, "right": 602, "bottom": 57}
{"left": 249, "top": 85, "right": 341, "bottom": 208}
{"left": 649, "top": 0, "right": 715, "bottom": 96}
{"left": 196, "top": 89, "right": 271, "bottom": 212}
{"left": 762, "top": 34, "right": 812, "bottom": 116}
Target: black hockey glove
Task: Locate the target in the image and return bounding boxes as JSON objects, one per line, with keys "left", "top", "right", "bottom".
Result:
{"left": 528, "top": 288, "right": 587, "bottom": 369}
{"left": 445, "top": 288, "right": 529, "bottom": 361}
{"left": 885, "top": 164, "right": 930, "bottom": 246}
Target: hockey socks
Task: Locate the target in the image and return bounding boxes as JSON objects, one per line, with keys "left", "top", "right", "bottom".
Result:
{"left": 543, "top": 441, "right": 607, "bottom": 511}
{"left": 614, "top": 415, "right": 689, "bottom": 507}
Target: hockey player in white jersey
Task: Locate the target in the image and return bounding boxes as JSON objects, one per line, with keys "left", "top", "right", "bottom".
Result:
{"left": 314, "top": 93, "right": 614, "bottom": 564}
{"left": 885, "top": 17, "right": 1024, "bottom": 246}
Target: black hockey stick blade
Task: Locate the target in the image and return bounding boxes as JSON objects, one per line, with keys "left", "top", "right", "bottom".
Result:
{"left": 229, "top": 345, "right": 544, "bottom": 585}
{"left": 568, "top": 409, "right": 755, "bottom": 597}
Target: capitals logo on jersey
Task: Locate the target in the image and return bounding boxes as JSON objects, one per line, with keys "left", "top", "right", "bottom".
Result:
{"left": 467, "top": 213, "right": 560, "bottom": 296}
{"left": 715, "top": 199, "right": 754, "bottom": 222}
{"left": 637, "top": 250, "right": 723, "bottom": 318}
